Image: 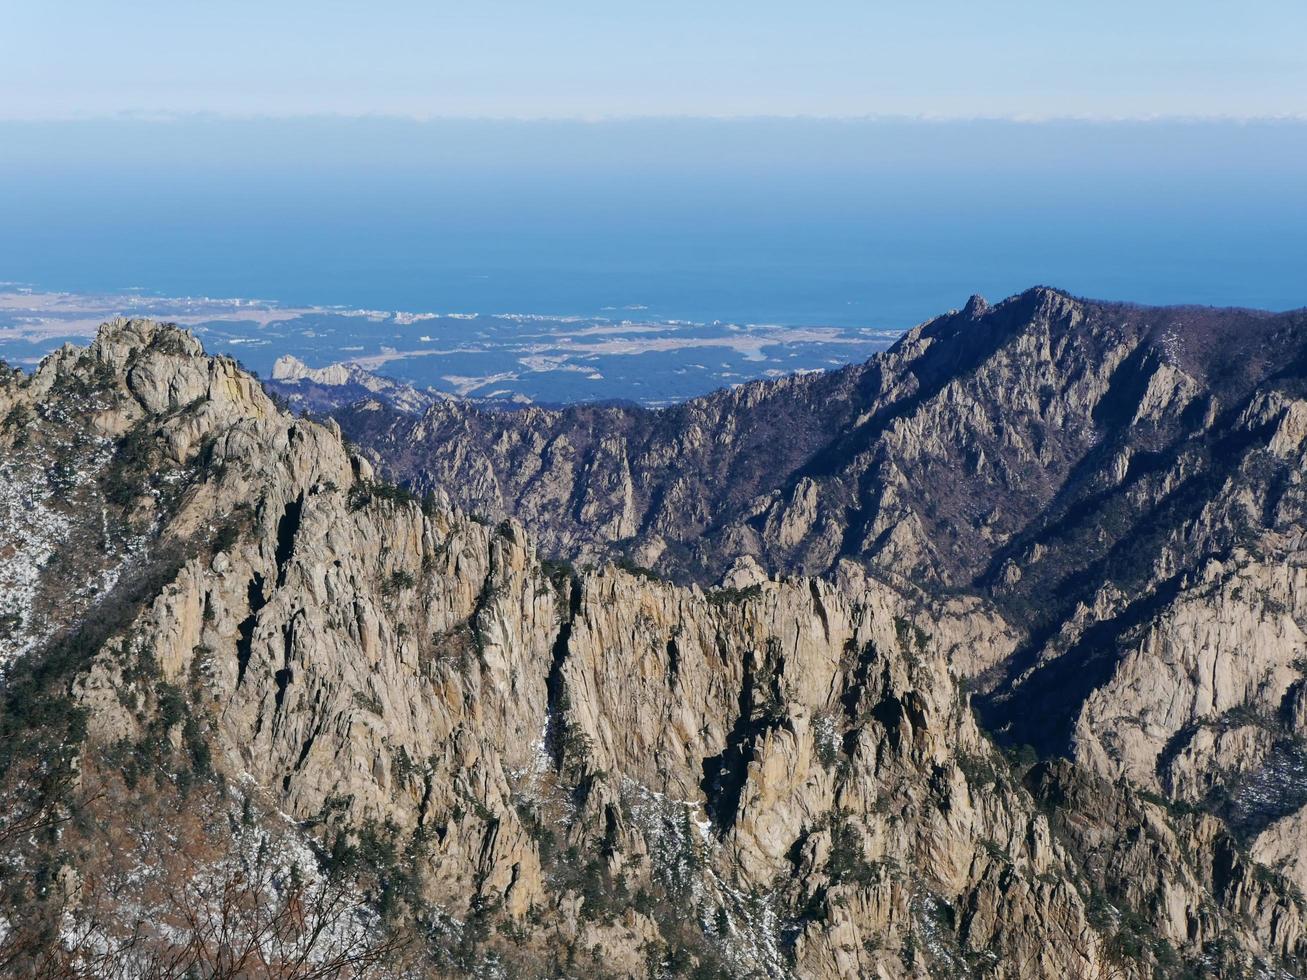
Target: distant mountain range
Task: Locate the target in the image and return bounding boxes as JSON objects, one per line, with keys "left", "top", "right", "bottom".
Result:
{"left": 266, "top": 353, "right": 445, "bottom": 414}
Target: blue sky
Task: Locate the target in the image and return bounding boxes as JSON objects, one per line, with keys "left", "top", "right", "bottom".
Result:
{"left": 4, "top": 0, "right": 1306, "bottom": 120}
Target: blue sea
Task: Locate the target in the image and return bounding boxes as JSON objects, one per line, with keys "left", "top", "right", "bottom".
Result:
{"left": 1, "top": 118, "right": 1304, "bottom": 401}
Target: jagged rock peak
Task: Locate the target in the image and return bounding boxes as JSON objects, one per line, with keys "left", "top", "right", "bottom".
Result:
{"left": 33, "top": 316, "right": 204, "bottom": 381}
{"left": 271, "top": 353, "right": 351, "bottom": 386}
{"left": 93, "top": 315, "right": 206, "bottom": 357}
{"left": 266, "top": 351, "right": 439, "bottom": 415}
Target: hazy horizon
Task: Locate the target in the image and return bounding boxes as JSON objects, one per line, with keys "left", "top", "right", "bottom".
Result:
{"left": 2, "top": 116, "right": 1304, "bottom": 331}
{"left": 8, "top": 1, "right": 1305, "bottom": 348}
{"left": 6, "top": 1, "right": 1306, "bottom": 119}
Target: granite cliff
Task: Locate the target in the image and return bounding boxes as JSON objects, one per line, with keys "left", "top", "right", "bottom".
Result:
{"left": 340, "top": 288, "right": 1307, "bottom": 906}
{"left": 2, "top": 307, "right": 1307, "bottom": 977}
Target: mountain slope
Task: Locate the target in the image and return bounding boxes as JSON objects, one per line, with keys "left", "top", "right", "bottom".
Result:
{"left": 337, "top": 287, "right": 1307, "bottom": 915}
{"left": 337, "top": 288, "right": 1307, "bottom": 594}
{"left": 4, "top": 320, "right": 1305, "bottom": 976}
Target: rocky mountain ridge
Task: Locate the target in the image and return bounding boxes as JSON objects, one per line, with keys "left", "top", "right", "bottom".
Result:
{"left": 266, "top": 353, "right": 443, "bottom": 415}
{"left": 336, "top": 288, "right": 1307, "bottom": 593}
{"left": 2, "top": 311, "right": 1307, "bottom": 977}
{"left": 337, "top": 288, "right": 1307, "bottom": 875}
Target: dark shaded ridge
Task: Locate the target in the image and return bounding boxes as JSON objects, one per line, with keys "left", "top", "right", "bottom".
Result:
{"left": 274, "top": 495, "right": 304, "bottom": 588}
{"left": 839, "top": 645, "right": 903, "bottom": 775}
{"left": 700, "top": 669, "right": 760, "bottom": 832}
{"left": 273, "top": 620, "right": 294, "bottom": 712}
{"left": 295, "top": 728, "right": 317, "bottom": 769}
{"left": 980, "top": 571, "right": 1188, "bottom": 757}
{"left": 700, "top": 649, "right": 787, "bottom": 833}
{"left": 235, "top": 572, "right": 266, "bottom": 689}
{"left": 545, "top": 574, "right": 583, "bottom": 770}
{"left": 799, "top": 295, "right": 1060, "bottom": 571}
{"left": 1089, "top": 341, "right": 1159, "bottom": 432}
{"left": 283, "top": 718, "right": 324, "bottom": 793}
{"left": 794, "top": 291, "right": 1043, "bottom": 485}
{"left": 840, "top": 640, "right": 877, "bottom": 722}
{"left": 272, "top": 672, "right": 291, "bottom": 712}
{"left": 1210, "top": 740, "right": 1307, "bottom": 842}
{"left": 982, "top": 384, "right": 1284, "bottom": 642}
{"left": 808, "top": 580, "right": 831, "bottom": 641}
{"left": 870, "top": 691, "right": 928, "bottom": 752}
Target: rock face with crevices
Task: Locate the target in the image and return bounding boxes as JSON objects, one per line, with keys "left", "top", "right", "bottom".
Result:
{"left": 4, "top": 312, "right": 1307, "bottom": 977}
{"left": 340, "top": 288, "right": 1307, "bottom": 894}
